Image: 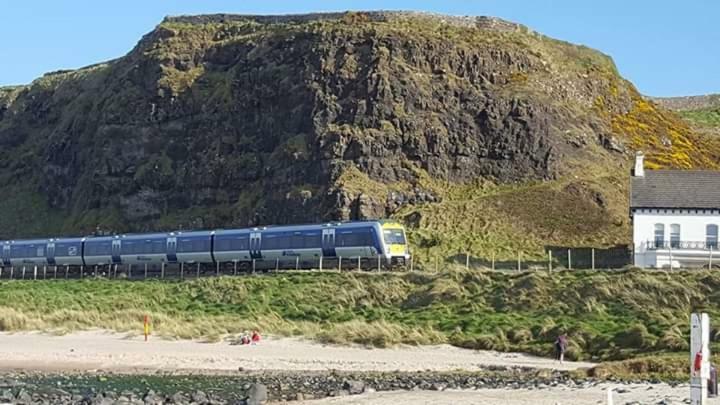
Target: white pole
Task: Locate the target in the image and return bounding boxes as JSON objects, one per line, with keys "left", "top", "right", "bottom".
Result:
{"left": 568, "top": 249, "right": 572, "bottom": 270}
{"left": 690, "top": 312, "right": 710, "bottom": 404}
{"left": 180, "top": 262, "right": 184, "bottom": 279}
{"left": 710, "top": 247, "right": 713, "bottom": 270}
{"left": 592, "top": 248, "right": 595, "bottom": 270}
{"left": 548, "top": 250, "right": 553, "bottom": 273}
{"left": 466, "top": 253, "right": 469, "bottom": 270}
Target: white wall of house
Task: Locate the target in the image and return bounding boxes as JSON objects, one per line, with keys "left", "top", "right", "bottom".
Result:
{"left": 633, "top": 209, "right": 720, "bottom": 268}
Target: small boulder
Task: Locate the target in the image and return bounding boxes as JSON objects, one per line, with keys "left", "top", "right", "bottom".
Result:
{"left": 343, "top": 380, "right": 366, "bottom": 395}
{"left": 246, "top": 383, "right": 268, "bottom": 405}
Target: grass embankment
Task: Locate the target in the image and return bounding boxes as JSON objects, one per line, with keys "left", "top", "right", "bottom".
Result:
{"left": 0, "top": 268, "right": 716, "bottom": 376}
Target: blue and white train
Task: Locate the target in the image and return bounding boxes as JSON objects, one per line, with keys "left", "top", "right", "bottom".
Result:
{"left": 0, "top": 220, "right": 410, "bottom": 268}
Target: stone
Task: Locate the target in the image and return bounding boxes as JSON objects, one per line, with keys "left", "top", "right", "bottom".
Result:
{"left": 245, "top": 383, "right": 268, "bottom": 405}
{"left": 343, "top": 380, "right": 366, "bottom": 395}
{"left": 191, "top": 390, "right": 209, "bottom": 403}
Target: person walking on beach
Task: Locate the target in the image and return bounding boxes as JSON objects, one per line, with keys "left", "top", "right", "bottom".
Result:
{"left": 554, "top": 334, "right": 568, "bottom": 364}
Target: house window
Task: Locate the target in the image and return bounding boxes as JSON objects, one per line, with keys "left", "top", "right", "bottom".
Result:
{"left": 670, "top": 224, "right": 681, "bottom": 248}
{"left": 654, "top": 224, "right": 664, "bottom": 248}
{"left": 708, "top": 225, "right": 719, "bottom": 249}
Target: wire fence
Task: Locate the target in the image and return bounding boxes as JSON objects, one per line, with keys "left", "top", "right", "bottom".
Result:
{"left": 415, "top": 245, "right": 633, "bottom": 272}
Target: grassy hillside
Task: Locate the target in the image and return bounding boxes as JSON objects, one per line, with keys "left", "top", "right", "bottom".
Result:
{"left": 0, "top": 268, "right": 717, "bottom": 367}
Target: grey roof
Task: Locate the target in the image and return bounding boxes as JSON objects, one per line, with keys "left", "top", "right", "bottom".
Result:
{"left": 631, "top": 170, "right": 720, "bottom": 209}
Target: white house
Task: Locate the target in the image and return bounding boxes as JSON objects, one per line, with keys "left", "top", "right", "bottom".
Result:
{"left": 631, "top": 152, "right": 720, "bottom": 268}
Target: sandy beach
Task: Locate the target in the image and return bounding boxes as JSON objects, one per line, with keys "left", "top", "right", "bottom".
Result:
{"left": 295, "top": 383, "right": 720, "bottom": 405}
{"left": 0, "top": 330, "right": 593, "bottom": 373}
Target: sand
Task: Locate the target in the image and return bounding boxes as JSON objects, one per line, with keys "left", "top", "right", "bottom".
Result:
{"left": 295, "top": 383, "right": 720, "bottom": 405}
{"left": 0, "top": 330, "right": 593, "bottom": 373}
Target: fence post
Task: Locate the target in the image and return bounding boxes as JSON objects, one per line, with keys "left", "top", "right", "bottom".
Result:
{"left": 435, "top": 256, "right": 438, "bottom": 273}
{"left": 377, "top": 255, "right": 381, "bottom": 272}
{"left": 567, "top": 249, "right": 572, "bottom": 270}
{"left": 592, "top": 248, "right": 595, "bottom": 270}
{"left": 10, "top": 266, "right": 14, "bottom": 280}
{"left": 338, "top": 256, "right": 342, "bottom": 272}
{"left": 357, "top": 256, "right": 361, "bottom": 271}
{"left": 491, "top": 253, "right": 495, "bottom": 271}
{"left": 199, "top": 262, "right": 202, "bottom": 278}
{"left": 410, "top": 256, "right": 414, "bottom": 272}
{"left": 319, "top": 256, "right": 323, "bottom": 271}
{"left": 161, "top": 262, "right": 165, "bottom": 279}
{"left": 275, "top": 258, "right": 279, "bottom": 271}
{"left": 43, "top": 266, "right": 46, "bottom": 279}
{"left": 296, "top": 256, "right": 300, "bottom": 270}
{"left": 548, "top": 250, "right": 552, "bottom": 273}
{"left": 127, "top": 264, "right": 132, "bottom": 279}
{"left": 466, "top": 253, "right": 470, "bottom": 270}
{"left": 710, "top": 247, "right": 713, "bottom": 270}
{"left": 144, "top": 263, "right": 148, "bottom": 279}
{"left": 22, "top": 266, "right": 26, "bottom": 279}
{"left": 669, "top": 245, "right": 673, "bottom": 269}
{"left": 80, "top": 265, "right": 83, "bottom": 278}
{"left": 65, "top": 265, "right": 69, "bottom": 279}
{"left": 113, "top": 264, "right": 117, "bottom": 279}
{"left": 34, "top": 266, "right": 37, "bottom": 280}
{"left": 517, "top": 252, "right": 521, "bottom": 272}
{"left": 180, "top": 262, "right": 184, "bottom": 279}
{"left": 252, "top": 259, "right": 256, "bottom": 273}
{"left": 233, "top": 261, "right": 237, "bottom": 276}
{"left": 217, "top": 261, "right": 221, "bottom": 276}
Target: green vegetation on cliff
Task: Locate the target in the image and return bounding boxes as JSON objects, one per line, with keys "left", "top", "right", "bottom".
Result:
{"left": 0, "top": 269, "right": 716, "bottom": 366}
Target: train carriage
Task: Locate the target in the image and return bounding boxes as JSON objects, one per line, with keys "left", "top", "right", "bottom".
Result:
{"left": 83, "top": 236, "right": 119, "bottom": 266}
{"left": 6, "top": 239, "right": 49, "bottom": 267}
{"left": 172, "top": 231, "right": 213, "bottom": 264}
{"left": 119, "top": 233, "right": 168, "bottom": 265}
{"left": 49, "top": 238, "right": 84, "bottom": 267}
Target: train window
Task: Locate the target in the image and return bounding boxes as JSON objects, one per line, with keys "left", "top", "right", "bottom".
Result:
{"left": 291, "top": 234, "right": 304, "bottom": 249}
{"left": 304, "top": 233, "right": 321, "bottom": 248}
{"left": 383, "top": 229, "right": 406, "bottom": 244}
{"left": 336, "top": 229, "right": 373, "bottom": 247}
{"left": 261, "top": 235, "right": 277, "bottom": 250}
{"left": 278, "top": 236, "right": 290, "bottom": 249}
{"left": 231, "top": 236, "right": 249, "bottom": 250}
{"left": 216, "top": 239, "right": 230, "bottom": 251}
{"left": 86, "top": 242, "right": 111, "bottom": 256}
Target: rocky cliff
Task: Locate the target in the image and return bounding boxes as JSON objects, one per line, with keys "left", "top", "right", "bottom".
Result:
{"left": 1, "top": 11, "right": 718, "bottom": 261}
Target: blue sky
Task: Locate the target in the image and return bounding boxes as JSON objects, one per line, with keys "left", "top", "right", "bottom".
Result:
{"left": 0, "top": 1, "right": 717, "bottom": 96}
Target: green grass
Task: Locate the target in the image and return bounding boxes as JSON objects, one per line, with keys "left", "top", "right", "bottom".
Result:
{"left": 0, "top": 268, "right": 716, "bottom": 365}
{"left": 680, "top": 108, "right": 720, "bottom": 128}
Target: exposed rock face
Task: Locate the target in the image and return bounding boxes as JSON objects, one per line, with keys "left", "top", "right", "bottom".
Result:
{"left": 0, "top": 11, "right": 714, "bottom": 238}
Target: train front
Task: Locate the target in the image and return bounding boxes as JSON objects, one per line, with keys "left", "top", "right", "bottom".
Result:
{"left": 380, "top": 221, "right": 410, "bottom": 266}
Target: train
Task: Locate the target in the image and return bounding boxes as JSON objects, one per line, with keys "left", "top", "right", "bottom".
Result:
{"left": 0, "top": 220, "right": 410, "bottom": 269}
